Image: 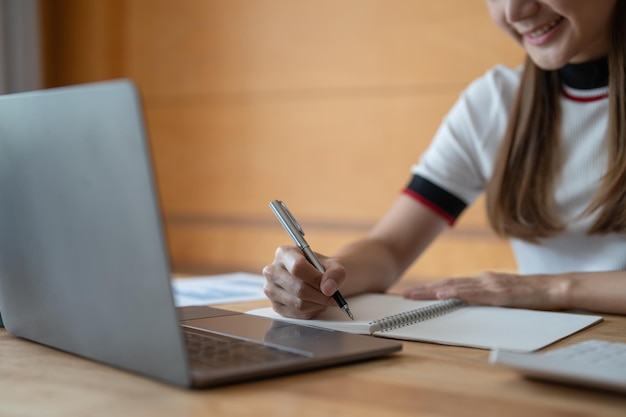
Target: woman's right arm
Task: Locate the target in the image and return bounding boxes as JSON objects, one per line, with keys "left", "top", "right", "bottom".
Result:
{"left": 262, "top": 194, "right": 449, "bottom": 318}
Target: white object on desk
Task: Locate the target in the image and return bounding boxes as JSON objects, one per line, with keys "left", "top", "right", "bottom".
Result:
{"left": 490, "top": 339, "right": 626, "bottom": 393}
{"left": 171, "top": 272, "right": 266, "bottom": 306}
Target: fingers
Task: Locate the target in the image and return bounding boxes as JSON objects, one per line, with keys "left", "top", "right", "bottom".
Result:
{"left": 262, "top": 246, "right": 344, "bottom": 319}
{"left": 402, "top": 272, "right": 557, "bottom": 310}
{"left": 319, "top": 257, "right": 344, "bottom": 296}
{"left": 403, "top": 273, "right": 520, "bottom": 306}
{"left": 403, "top": 277, "right": 476, "bottom": 300}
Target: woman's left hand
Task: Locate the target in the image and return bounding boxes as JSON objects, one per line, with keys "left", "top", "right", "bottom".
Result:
{"left": 403, "top": 271, "right": 568, "bottom": 311}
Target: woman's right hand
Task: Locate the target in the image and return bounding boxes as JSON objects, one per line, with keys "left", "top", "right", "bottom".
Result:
{"left": 262, "top": 245, "right": 347, "bottom": 319}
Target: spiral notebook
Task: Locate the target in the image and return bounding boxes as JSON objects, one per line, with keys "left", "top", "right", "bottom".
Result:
{"left": 247, "top": 293, "right": 602, "bottom": 352}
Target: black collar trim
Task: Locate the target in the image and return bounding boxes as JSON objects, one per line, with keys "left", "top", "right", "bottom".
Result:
{"left": 559, "top": 56, "right": 609, "bottom": 89}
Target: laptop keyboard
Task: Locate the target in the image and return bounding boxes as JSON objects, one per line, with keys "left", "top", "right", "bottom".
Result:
{"left": 182, "top": 328, "right": 307, "bottom": 370}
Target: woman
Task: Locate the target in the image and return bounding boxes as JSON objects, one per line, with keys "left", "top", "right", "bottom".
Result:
{"left": 263, "top": 0, "right": 626, "bottom": 319}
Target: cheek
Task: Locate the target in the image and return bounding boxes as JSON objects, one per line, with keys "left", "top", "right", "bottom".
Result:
{"left": 501, "top": 25, "right": 523, "bottom": 45}
{"left": 492, "top": 18, "right": 523, "bottom": 45}
{"left": 487, "top": 3, "right": 523, "bottom": 45}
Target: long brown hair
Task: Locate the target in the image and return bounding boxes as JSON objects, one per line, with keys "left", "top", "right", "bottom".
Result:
{"left": 486, "top": 2, "right": 626, "bottom": 243}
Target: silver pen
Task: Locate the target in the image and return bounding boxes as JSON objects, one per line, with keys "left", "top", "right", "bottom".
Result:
{"left": 269, "top": 200, "right": 354, "bottom": 320}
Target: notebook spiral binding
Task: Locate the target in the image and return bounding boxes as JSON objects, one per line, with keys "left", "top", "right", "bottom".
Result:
{"left": 368, "top": 298, "right": 467, "bottom": 334}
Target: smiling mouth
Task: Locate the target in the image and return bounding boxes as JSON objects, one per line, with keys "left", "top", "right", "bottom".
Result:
{"left": 527, "top": 16, "right": 564, "bottom": 39}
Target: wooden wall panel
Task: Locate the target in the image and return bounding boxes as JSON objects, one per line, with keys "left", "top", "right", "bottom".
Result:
{"left": 41, "top": 0, "right": 124, "bottom": 87}
{"left": 42, "top": 0, "right": 523, "bottom": 280}
{"left": 145, "top": 92, "right": 458, "bottom": 220}
{"left": 124, "top": 0, "right": 522, "bottom": 95}
{"left": 167, "top": 222, "right": 516, "bottom": 280}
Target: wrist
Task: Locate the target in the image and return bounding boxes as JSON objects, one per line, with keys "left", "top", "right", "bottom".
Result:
{"left": 550, "top": 273, "right": 576, "bottom": 309}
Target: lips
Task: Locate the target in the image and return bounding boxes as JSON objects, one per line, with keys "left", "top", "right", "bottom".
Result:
{"left": 527, "top": 16, "right": 565, "bottom": 38}
{"left": 521, "top": 16, "right": 565, "bottom": 45}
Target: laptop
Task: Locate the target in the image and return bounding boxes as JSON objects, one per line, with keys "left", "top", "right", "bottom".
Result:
{"left": 0, "top": 80, "right": 402, "bottom": 388}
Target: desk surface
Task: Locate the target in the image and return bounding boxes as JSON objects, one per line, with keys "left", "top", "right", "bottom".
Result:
{"left": 1, "top": 297, "right": 625, "bottom": 417}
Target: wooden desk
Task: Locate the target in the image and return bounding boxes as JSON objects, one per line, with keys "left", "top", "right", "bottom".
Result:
{"left": 1, "top": 299, "right": 625, "bottom": 417}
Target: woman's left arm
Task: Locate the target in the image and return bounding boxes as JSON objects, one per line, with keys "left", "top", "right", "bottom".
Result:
{"left": 404, "top": 270, "right": 626, "bottom": 315}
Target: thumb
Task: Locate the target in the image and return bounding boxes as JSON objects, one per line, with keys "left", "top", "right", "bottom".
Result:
{"left": 319, "top": 259, "right": 346, "bottom": 296}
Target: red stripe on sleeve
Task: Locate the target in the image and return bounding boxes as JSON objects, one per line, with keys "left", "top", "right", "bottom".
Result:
{"left": 402, "top": 189, "right": 456, "bottom": 226}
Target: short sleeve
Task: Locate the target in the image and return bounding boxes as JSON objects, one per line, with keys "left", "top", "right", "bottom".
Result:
{"left": 407, "top": 65, "right": 521, "bottom": 221}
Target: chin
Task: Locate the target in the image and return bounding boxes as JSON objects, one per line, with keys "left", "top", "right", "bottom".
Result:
{"left": 527, "top": 54, "right": 568, "bottom": 71}
{"left": 532, "top": 61, "right": 566, "bottom": 71}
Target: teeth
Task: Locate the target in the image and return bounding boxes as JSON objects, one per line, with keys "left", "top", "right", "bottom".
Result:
{"left": 529, "top": 16, "right": 563, "bottom": 38}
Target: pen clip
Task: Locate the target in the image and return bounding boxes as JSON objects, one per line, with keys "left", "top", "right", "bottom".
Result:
{"left": 269, "top": 200, "right": 308, "bottom": 249}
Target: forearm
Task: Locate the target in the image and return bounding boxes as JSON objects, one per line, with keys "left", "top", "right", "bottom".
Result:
{"left": 332, "top": 238, "right": 404, "bottom": 296}
{"left": 333, "top": 195, "right": 449, "bottom": 297}
{"left": 561, "top": 271, "right": 626, "bottom": 315}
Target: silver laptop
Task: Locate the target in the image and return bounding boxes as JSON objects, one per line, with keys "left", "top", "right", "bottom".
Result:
{"left": 0, "top": 80, "right": 401, "bottom": 388}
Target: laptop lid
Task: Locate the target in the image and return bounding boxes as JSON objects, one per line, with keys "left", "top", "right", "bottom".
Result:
{"left": 0, "top": 81, "right": 191, "bottom": 386}
{"left": 0, "top": 80, "right": 401, "bottom": 388}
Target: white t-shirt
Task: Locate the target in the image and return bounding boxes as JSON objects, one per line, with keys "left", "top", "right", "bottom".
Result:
{"left": 407, "top": 64, "right": 626, "bottom": 275}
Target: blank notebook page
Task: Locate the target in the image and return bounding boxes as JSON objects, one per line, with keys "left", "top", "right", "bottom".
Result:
{"left": 247, "top": 294, "right": 602, "bottom": 352}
